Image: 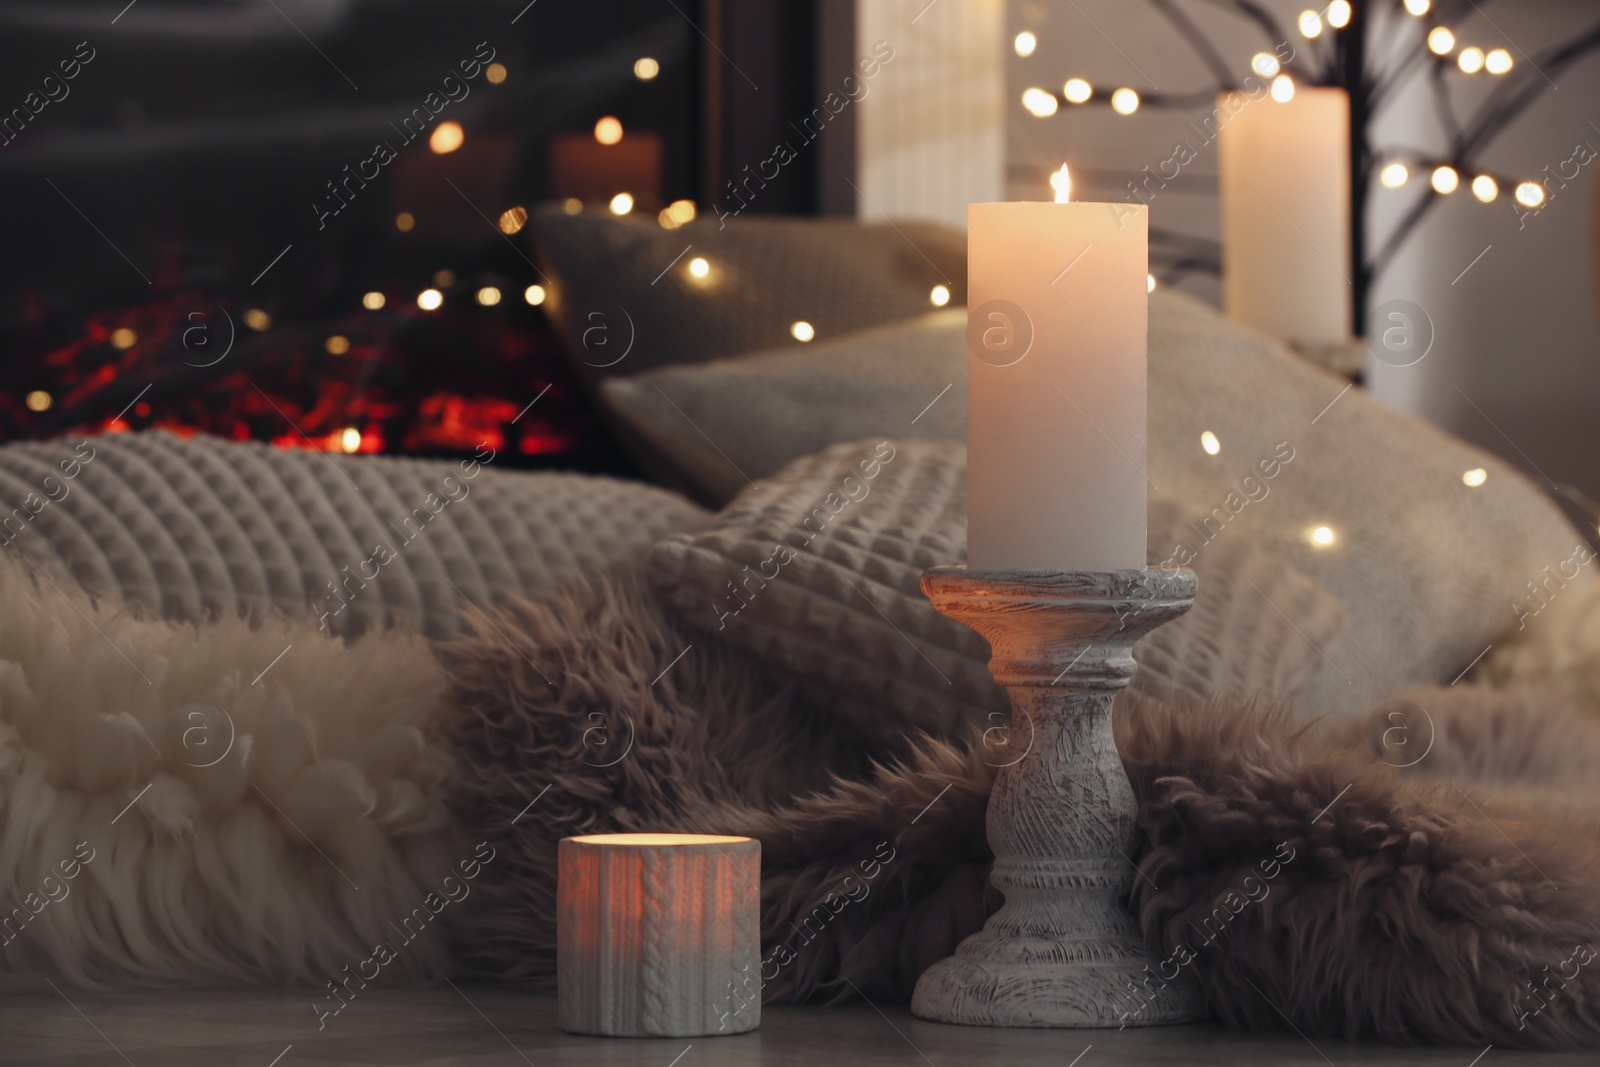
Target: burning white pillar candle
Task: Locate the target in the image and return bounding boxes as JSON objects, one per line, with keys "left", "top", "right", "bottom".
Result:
{"left": 1219, "top": 83, "right": 1352, "bottom": 345}
{"left": 966, "top": 166, "right": 1149, "bottom": 571}
{"left": 558, "top": 833, "right": 760, "bottom": 1037}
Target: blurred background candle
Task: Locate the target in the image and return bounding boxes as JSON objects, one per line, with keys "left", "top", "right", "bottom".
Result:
{"left": 967, "top": 166, "right": 1149, "bottom": 571}
{"left": 558, "top": 833, "right": 760, "bottom": 1037}
{"left": 1219, "top": 84, "right": 1352, "bottom": 345}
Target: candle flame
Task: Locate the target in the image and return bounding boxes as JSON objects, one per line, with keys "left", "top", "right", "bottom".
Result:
{"left": 1051, "top": 164, "right": 1072, "bottom": 203}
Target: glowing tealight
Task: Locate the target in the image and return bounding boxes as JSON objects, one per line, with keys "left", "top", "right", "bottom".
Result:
{"left": 1251, "top": 53, "right": 1280, "bottom": 78}
{"left": 1022, "top": 88, "right": 1058, "bottom": 117}
{"left": 25, "top": 390, "right": 51, "bottom": 412}
{"left": 428, "top": 121, "right": 464, "bottom": 154}
{"left": 930, "top": 284, "right": 951, "bottom": 307}
{"left": 395, "top": 211, "right": 415, "bottom": 232}
{"left": 1201, "top": 431, "right": 1220, "bottom": 455}
{"left": 498, "top": 205, "right": 528, "bottom": 234}
{"left": 485, "top": 62, "right": 507, "bottom": 84}
{"left": 362, "top": 291, "right": 386, "bottom": 310}
{"left": 1299, "top": 10, "right": 1323, "bottom": 38}
{"left": 1064, "top": 78, "right": 1092, "bottom": 104}
{"left": 417, "top": 288, "right": 443, "bottom": 311}
{"left": 594, "top": 116, "right": 623, "bottom": 145}
{"left": 1404, "top": 0, "right": 1430, "bottom": 15}
{"left": 1014, "top": 31, "right": 1037, "bottom": 57}
{"left": 1271, "top": 75, "right": 1295, "bottom": 103}
{"left": 1485, "top": 48, "right": 1513, "bottom": 75}
{"left": 634, "top": 57, "right": 659, "bottom": 80}
{"left": 688, "top": 256, "right": 710, "bottom": 279}
{"left": 1381, "top": 162, "right": 1410, "bottom": 188}
{"left": 562, "top": 198, "right": 583, "bottom": 215}
{"left": 340, "top": 427, "right": 362, "bottom": 453}
{"left": 609, "top": 192, "right": 634, "bottom": 215}
{"left": 1515, "top": 182, "right": 1546, "bottom": 208}
{"left": 1147, "top": 274, "right": 1157, "bottom": 293}
{"left": 1431, "top": 165, "right": 1460, "bottom": 194}
{"left": 325, "top": 335, "right": 350, "bottom": 355}
{"left": 1462, "top": 468, "right": 1488, "bottom": 487}
{"left": 525, "top": 284, "right": 547, "bottom": 306}
{"left": 1471, "top": 175, "right": 1498, "bottom": 202}
{"left": 1309, "top": 525, "right": 1337, "bottom": 548}
{"left": 110, "top": 327, "right": 137, "bottom": 349}
{"left": 1428, "top": 27, "right": 1455, "bottom": 55}
{"left": 1111, "top": 87, "right": 1140, "bottom": 115}
{"left": 790, "top": 321, "right": 815, "bottom": 342}
{"left": 476, "top": 286, "right": 502, "bottom": 306}
{"left": 244, "top": 308, "right": 272, "bottom": 330}
{"left": 1328, "top": 1, "right": 1351, "bottom": 28}
{"left": 1458, "top": 46, "right": 1484, "bottom": 74}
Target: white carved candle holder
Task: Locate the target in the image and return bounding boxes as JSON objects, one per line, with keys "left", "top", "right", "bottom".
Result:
{"left": 910, "top": 566, "right": 1208, "bottom": 1028}
{"left": 558, "top": 833, "right": 761, "bottom": 1037}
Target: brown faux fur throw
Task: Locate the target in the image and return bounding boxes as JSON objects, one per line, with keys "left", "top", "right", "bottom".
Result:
{"left": 443, "top": 577, "right": 1600, "bottom": 1050}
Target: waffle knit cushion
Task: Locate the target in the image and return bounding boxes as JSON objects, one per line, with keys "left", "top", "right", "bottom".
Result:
{"left": 0, "top": 430, "right": 707, "bottom": 640}
{"left": 648, "top": 424, "right": 1581, "bottom": 733}
{"left": 529, "top": 205, "right": 965, "bottom": 382}
{"left": 648, "top": 439, "right": 1349, "bottom": 739}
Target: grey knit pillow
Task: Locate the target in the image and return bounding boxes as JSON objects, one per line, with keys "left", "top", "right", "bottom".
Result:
{"left": 602, "top": 310, "right": 966, "bottom": 502}
{"left": 529, "top": 205, "right": 965, "bottom": 382}
{"left": 0, "top": 431, "right": 708, "bottom": 640}
{"left": 647, "top": 439, "right": 1349, "bottom": 740}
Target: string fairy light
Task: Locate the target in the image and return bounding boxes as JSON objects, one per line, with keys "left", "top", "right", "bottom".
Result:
{"left": 1022, "top": 87, "right": 1058, "bottom": 117}
{"left": 1010, "top": 6, "right": 1600, "bottom": 298}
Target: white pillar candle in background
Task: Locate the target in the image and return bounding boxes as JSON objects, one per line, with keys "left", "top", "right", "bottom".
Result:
{"left": 1219, "top": 85, "right": 1352, "bottom": 345}
{"left": 967, "top": 168, "right": 1149, "bottom": 571}
{"left": 558, "top": 833, "right": 760, "bottom": 1037}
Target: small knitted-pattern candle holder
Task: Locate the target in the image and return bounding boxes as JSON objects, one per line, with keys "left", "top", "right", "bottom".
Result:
{"left": 558, "top": 833, "right": 761, "bottom": 1037}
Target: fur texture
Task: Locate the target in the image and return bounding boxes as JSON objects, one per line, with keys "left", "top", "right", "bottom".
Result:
{"left": 444, "top": 579, "right": 1600, "bottom": 1049}
{"left": 440, "top": 571, "right": 885, "bottom": 985}
{"left": 0, "top": 552, "right": 460, "bottom": 987}
{"left": 9, "top": 534, "right": 1599, "bottom": 1049}
{"left": 1125, "top": 689, "right": 1600, "bottom": 1049}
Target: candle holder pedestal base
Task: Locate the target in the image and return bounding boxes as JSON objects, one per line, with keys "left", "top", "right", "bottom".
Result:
{"left": 910, "top": 567, "right": 1208, "bottom": 1029}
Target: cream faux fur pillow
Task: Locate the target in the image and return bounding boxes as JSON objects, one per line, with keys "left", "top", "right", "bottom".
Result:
{"left": 0, "top": 551, "right": 461, "bottom": 987}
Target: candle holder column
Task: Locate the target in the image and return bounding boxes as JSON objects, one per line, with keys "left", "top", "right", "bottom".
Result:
{"left": 910, "top": 566, "right": 1207, "bottom": 1028}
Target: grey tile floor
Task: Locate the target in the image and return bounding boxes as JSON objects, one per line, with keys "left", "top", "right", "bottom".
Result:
{"left": 0, "top": 983, "right": 1588, "bottom": 1066}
